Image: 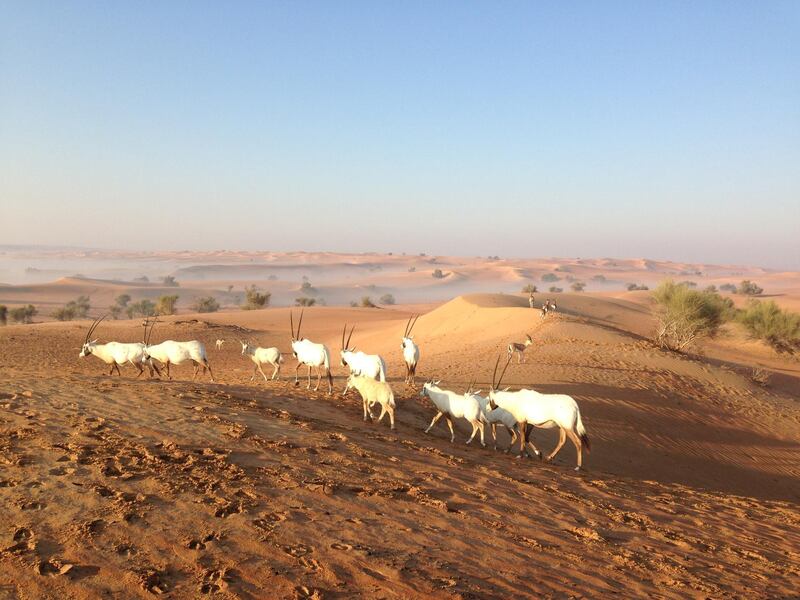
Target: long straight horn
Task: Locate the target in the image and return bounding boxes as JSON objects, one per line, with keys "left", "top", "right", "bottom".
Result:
{"left": 290, "top": 311, "right": 295, "bottom": 339}
{"left": 296, "top": 309, "right": 304, "bottom": 340}
{"left": 341, "top": 323, "right": 347, "bottom": 349}
{"left": 345, "top": 324, "right": 355, "bottom": 349}
{"left": 408, "top": 314, "right": 419, "bottom": 336}
{"left": 86, "top": 314, "right": 107, "bottom": 343}
{"left": 496, "top": 355, "right": 512, "bottom": 391}
{"left": 146, "top": 317, "right": 158, "bottom": 346}
{"left": 403, "top": 316, "right": 412, "bottom": 337}
{"left": 491, "top": 354, "right": 501, "bottom": 389}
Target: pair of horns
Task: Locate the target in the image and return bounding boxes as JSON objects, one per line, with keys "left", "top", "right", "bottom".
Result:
{"left": 403, "top": 314, "right": 418, "bottom": 337}
{"left": 491, "top": 354, "right": 512, "bottom": 391}
{"left": 341, "top": 323, "right": 355, "bottom": 350}
{"left": 142, "top": 317, "right": 158, "bottom": 346}
{"left": 290, "top": 309, "right": 304, "bottom": 340}
{"left": 84, "top": 314, "right": 107, "bottom": 344}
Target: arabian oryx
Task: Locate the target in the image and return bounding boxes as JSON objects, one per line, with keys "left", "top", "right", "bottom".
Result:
{"left": 142, "top": 318, "right": 214, "bottom": 382}
{"left": 400, "top": 315, "right": 420, "bottom": 385}
{"left": 340, "top": 324, "right": 386, "bottom": 391}
{"left": 290, "top": 309, "right": 333, "bottom": 393}
{"left": 78, "top": 314, "right": 157, "bottom": 377}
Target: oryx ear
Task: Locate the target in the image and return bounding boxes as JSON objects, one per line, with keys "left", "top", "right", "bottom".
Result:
{"left": 475, "top": 389, "right": 482, "bottom": 394}
{"left": 91, "top": 339, "right": 99, "bottom": 344}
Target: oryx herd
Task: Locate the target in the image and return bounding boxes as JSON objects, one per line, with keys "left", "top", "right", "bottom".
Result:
{"left": 77, "top": 306, "right": 589, "bottom": 470}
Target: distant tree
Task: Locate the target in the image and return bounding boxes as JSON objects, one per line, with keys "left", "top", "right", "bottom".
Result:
{"left": 737, "top": 280, "right": 763, "bottom": 296}
{"left": 295, "top": 297, "right": 316, "bottom": 307}
{"left": 162, "top": 275, "right": 179, "bottom": 287}
{"left": 379, "top": 294, "right": 396, "bottom": 305}
{"left": 361, "top": 296, "right": 376, "bottom": 308}
{"left": 108, "top": 305, "right": 123, "bottom": 320}
{"left": 133, "top": 275, "right": 149, "bottom": 283}
{"left": 0, "top": 305, "right": 7, "bottom": 325}
{"left": 521, "top": 284, "right": 538, "bottom": 294}
{"left": 571, "top": 282, "right": 586, "bottom": 292}
{"left": 115, "top": 294, "right": 131, "bottom": 308}
{"left": 704, "top": 285, "right": 718, "bottom": 293}
{"left": 126, "top": 299, "right": 156, "bottom": 318}
{"left": 432, "top": 269, "right": 445, "bottom": 279}
{"left": 193, "top": 296, "right": 220, "bottom": 313}
{"left": 300, "top": 281, "right": 315, "bottom": 293}
{"left": 627, "top": 283, "right": 649, "bottom": 291}
{"left": 549, "top": 286, "right": 563, "bottom": 293}
{"left": 52, "top": 296, "right": 91, "bottom": 321}
{"left": 156, "top": 294, "right": 179, "bottom": 315}
{"left": 10, "top": 304, "right": 37, "bottom": 324}
{"left": 719, "top": 283, "right": 737, "bottom": 293}
{"left": 541, "top": 273, "right": 560, "bottom": 282}
{"left": 592, "top": 274, "right": 606, "bottom": 282}
{"left": 242, "top": 285, "right": 271, "bottom": 310}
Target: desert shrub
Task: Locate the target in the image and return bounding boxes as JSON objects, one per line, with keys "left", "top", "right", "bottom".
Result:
{"left": 704, "top": 285, "right": 717, "bottom": 293}
{"left": 52, "top": 296, "right": 90, "bottom": 321}
{"left": 541, "top": 273, "right": 560, "bottom": 282}
{"left": 737, "top": 280, "right": 763, "bottom": 296}
{"left": 108, "top": 305, "right": 123, "bottom": 320}
{"left": 162, "top": 275, "right": 179, "bottom": 287}
{"left": 350, "top": 301, "right": 358, "bottom": 307}
{"left": 193, "top": 296, "right": 219, "bottom": 313}
{"left": 295, "top": 297, "right": 317, "bottom": 307}
{"left": 242, "top": 285, "right": 270, "bottom": 310}
{"left": 651, "top": 281, "right": 731, "bottom": 351}
{"left": 719, "top": 283, "right": 737, "bottom": 293}
{"left": 10, "top": 305, "right": 37, "bottom": 324}
{"left": 361, "top": 296, "right": 376, "bottom": 308}
{"left": 300, "top": 281, "right": 315, "bottom": 293}
{"left": 156, "top": 294, "right": 179, "bottom": 315}
{"left": 108, "top": 294, "right": 131, "bottom": 320}
{"left": 380, "top": 294, "right": 396, "bottom": 305}
{"left": 735, "top": 300, "right": 800, "bottom": 354}
{"left": 0, "top": 305, "right": 6, "bottom": 325}
{"left": 749, "top": 367, "right": 771, "bottom": 387}
{"left": 549, "top": 286, "right": 563, "bottom": 293}
{"left": 521, "top": 284, "right": 538, "bottom": 294}
{"left": 570, "top": 282, "right": 586, "bottom": 292}
{"left": 133, "top": 275, "right": 149, "bottom": 283}
{"left": 126, "top": 299, "right": 156, "bottom": 318}
{"left": 431, "top": 269, "right": 445, "bottom": 279}
{"left": 115, "top": 294, "right": 131, "bottom": 307}
{"left": 627, "top": 283, "right": 649, "bottom": 291}
{"left": 592, "top": 274, "right": 606, "bottom": 282}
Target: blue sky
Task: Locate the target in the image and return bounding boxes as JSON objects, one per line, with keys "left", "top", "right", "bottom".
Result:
{"left": 1, "top": 2, "right": 798, "bottom": 268}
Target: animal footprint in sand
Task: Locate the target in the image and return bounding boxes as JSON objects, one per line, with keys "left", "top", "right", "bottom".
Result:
{"left": 5, "top": 527, "right": 36, "bottom": 554}
{"left": 282, "top": 544, "right": 312, "bottom": 558}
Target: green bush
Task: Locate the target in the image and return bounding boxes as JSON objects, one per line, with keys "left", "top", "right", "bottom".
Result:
{"left": 432, "top": 269, "right": 445, "bottom": 279}
{"left": 194, "top": 297, "right": 220, "bottom": 313}
{"left": 156, "top": 294, "right": 179, "bottom": 315}
{"left": 380, "top": 294, "right": 396, "bottom": 305}
{"left": 737, "top": 280, "right": 763, "bottom": 296}
{"left": 719, "top": 283, "right": 737, "bottom": 293}
{"left": 126, "top": 299, "right": 156, "bottom": 318}
{"left": 361, "top": 296, "right": 376, "bottom": 308}
{"left": 10, "top": 304, "right": 37, "bottom": 324}
{"left": 521, "top": 284, "right": 537, "bottom": 294}
{"left": 541, "top": 273, "right": 560, "bottom": 282}
{"left": 549, "top": 286, "right": 562, "bottom": 293}
{"left": 52, "top": 295, "right": 91, "bottom": 321}
{"left": 570, "top": 282, "right": 586, "bottom": 292}
{"left": 736, "top": 300, "right": 800, "bottom": 354}
{"left": 295, "top": 297, "right": 316, "bottom": 307}
{"left": 162, "top": 275, "right": 179, "bottom": 287}
{"left": 651, "top": 281, "right": 732, "bottom": 351}
{"left": 627, "top": 283, "right": 649, "bottom": 291}
{"left": 242, "top": 285, "right": 270, "bottom": 310}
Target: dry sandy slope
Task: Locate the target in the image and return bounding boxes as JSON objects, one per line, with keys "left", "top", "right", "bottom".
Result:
{"left": 0, "top": 295, "right": 799, "bottom": 598}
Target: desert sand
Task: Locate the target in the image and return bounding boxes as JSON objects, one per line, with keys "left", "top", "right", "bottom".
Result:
{"left": 1, "top": 275, "right": 799, "bottom": 598}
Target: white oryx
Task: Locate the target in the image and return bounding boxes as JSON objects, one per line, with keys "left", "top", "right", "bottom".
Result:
{"left": 344, "top": 374, "right": 396, "bottom": 429}
{"left": 486, "top": 356, "right": 590, "bottom": 470}
{"left": 507, "top": 334, "right": 533, "bottom": 363}
{"left": 142, "top": 319, "right": 214, "bottom": 382}
{"left": 339, "top": 324, "right": 386, "bottom": 391}
{"left": 420, "top": 381, "right": 485, "bottom": 446}
{"left": 464, "top": 381, "right": 520, "bottom": 452}
{"left": 401, "top": 315, "right": 420, "bottom": 385}
{"left": 240, "top": 341, "right": 283, "bottom": 381}
{"left": 290, "top": 309, "right": 333, "bottom": 393}
{"left": 78, "top": 315, "right": 157, "bottom": 378}
{"left": 215, "top": 339, "right": 226, "bottom": 350}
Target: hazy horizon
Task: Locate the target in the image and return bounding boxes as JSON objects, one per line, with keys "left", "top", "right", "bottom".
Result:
{"left": 2, "top": 2, "right": 798, "bottom": 269}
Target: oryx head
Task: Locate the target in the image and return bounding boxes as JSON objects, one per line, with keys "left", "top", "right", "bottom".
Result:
{"left": 289, "top": 309, "right": 305, "bottom": 357}
{"left": 419, "top": 379, "right": 440, "bottom": 399}
{"left": 401, "top": 314, "right": 418, "bottom": 349}
{"left": 339, "top": 323, "right": 356, "bottom": 367}
{"left": 240, "top": 340, "right": 250, "bottom": 355}
{"left": 78, "top": 314, "right": 106, "bottom": 357}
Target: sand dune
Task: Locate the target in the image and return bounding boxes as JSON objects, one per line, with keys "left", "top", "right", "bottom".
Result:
{"left": 1, "top": 292, "right": 798, "bottom": 597}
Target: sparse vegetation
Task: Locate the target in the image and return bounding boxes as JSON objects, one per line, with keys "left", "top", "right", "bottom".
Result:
{"left": 521, "top": 284, "right": 538, "bottom": 294}
{"left": 109, "top": 294, "right": 131, "bottom": 320}
{"left": 541, "top": 273, "right": 560, "bottom": 282}
{"left": 380, "top": 294, "right": 396, "bottom": 305}
{"left": 652, "top": 281, "right": 732, "bottom": 352}
{"left": 737, "top": 280, "right": 763, "bottom": 296}
{"left": 300, "top": 281, "right": 315, "bottom": 293}
{"left": 193, "top": 296, "right": 220, "bottom": 313}
{"left": 749, "top": 367, "right": 771, "bottom": 387}
{"left": 133, "top": 275, "right": 149, "bottom": 283}
{"left": 156, "top": 294, "right": 179, "bottom": 315}
{"left": 704, "top": 285, "right": 717, "bottom": 293}
{"left": 570, "top": 282, "right": 586, "bottom": 292}
{"left": 592, "top": 274, "right": 606, "bottom": 282}
{"left": 627, "top": 283, "right": 649, "bottom": 291}
{"left": 126, "top": 299, "right": 156, "bottom": 318}
{"left": 162, "top": 275, "right": 179, "bottom": 287}
{"left": 242, "top": 285, "right": 271, "bottom": 310}
{"left": 0, "top": 305, "right": 7, "bottom": 325}
{"left": 10, "top": 305, "right": 37, "bottom": 324}
{"left": 735, "top": 300, "right": 800, "bottom": 354}
{"left": 719, "top": 283, "right": 737, "bottom": 293}
{"left": 549, "top": 286, "right": 563, "bottom": 293}
{"left": 295, "top": 297, "right": 316, "bottom": 307}
{"left": 361, "top": 296, "right": 377, "bottom": 308}
{"left": 52, "top": 295, "right": 91, "bottom": 321}
{"left": 432, "top": 269, "right": 446, "bottom": 279}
